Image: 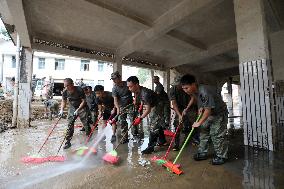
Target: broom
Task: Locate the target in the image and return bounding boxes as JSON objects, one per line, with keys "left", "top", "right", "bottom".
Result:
{"left": 151, "top": 113, "right": 203, "bottom": 175}
{"left": 72, "top": 116, "right": 102, "bottom": 156}
{"left": 151, "top": 119, "right": 184, "bottom": 175}
{"left": 21, "top": 116, "right": 66, "bottom": 163}
{"left": 73, "top": 104, "right": 134, "bottom": 156}
{"left": 102, "top": 118, "right": 136, "bottom": 164}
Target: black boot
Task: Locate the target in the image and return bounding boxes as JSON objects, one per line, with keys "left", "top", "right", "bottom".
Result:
{"left": 211, "top": 156, "right": 226, "bottom": 165}
{"left": 193, "top": 153, "right": 208, "bottom": 161}
{"left": 63, "top": 141, "right": 71, "bottom": 149}
{"left": 141, "top": 146, "right": 154, "bottom": 154}
{"left": 142, "top": 133, "right": 157, "bottom": 154}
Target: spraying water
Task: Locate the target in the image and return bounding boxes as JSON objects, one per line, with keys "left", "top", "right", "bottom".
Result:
{"left": 80, "top": 123, "right": 112, "bottom": 163}
{"left": 4, "top": 123, "right": 113, "bottom": 189}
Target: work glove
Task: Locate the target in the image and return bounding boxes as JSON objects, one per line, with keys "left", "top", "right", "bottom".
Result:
{"left": 73, "top": 109, "right": 79, "bottom": 116}
{"left": 133, "top": 117, "right": 142, "bottom": 126}
{"left": 58, "top": 109, "right": 64, "bottom": 117}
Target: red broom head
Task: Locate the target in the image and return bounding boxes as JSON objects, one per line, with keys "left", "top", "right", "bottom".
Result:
{"left": 21, "top": 155, "right": 66, "bottom": 163}
{"left": 102, "top": 153, "right": 119, "bottom": 164}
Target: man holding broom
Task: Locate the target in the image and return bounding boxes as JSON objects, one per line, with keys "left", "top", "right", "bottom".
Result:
{"left": 110, "top": 71, "right": 133, "bottom": 143}
{"left": 59, "top": 78, "right": 91, "bottom": 149}
{"left": 169, "top": 76, "right": 198, "bottom": 151}
{"left": 180, "top": 74, "right": 228, "bottom": 165}
{"left": 127, "top": 76, "right": 167, "bottom": 154}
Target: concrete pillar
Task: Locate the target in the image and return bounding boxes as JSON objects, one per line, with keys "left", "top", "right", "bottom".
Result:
{"left": 151, "top": 70, "right": 154, "bottom": 90}
{"left": 12, "top": 34, "right": 20, "bottom": 128}
{"left": 163, "top": 69, "right": 171, "bottom": 94}
{"left": 234, "top": 0, "right": 275, "bottom": 150}
{"left": 227, "top": 78, "right": 234, "bottom": 129}
{"left": 113, "top": 57, "right": 122, "bottom": 77}
{"left": 0, "top": 54, "right": 3, "bottom": 82}
{"left": 17, "top": 47, "right": 33, "bottom": 128}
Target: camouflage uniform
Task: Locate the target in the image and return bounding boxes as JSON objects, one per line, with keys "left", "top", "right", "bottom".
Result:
{"left": 197, "top": 85, "right": 228, "bottom": 159}
{"left": 62, "top": 86, "right": 91, "bottom": 142}
{"left": 169, "top": 85, "right": 198, "bottom": 148}
{"left": 136, "top": 87, "right": 166, "bottom": 149}
{"left": 154, "top": 82, "right": 170, "bottom": 129}
{"left": 95, "top": 91, "right": 114, "bottom": 120}
{"left": 44, "top": 99, "right": 59, "bottom": 120}
{"left": 112, "top": 81, "right": 133, "bottom": 139}
{"left": 85, "top": 91, "right": 98, "bottom": 124}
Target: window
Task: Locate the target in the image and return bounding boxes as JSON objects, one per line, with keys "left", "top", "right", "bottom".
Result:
{"left": 98, "top": 80, "right": 104, "bottom": 86}
{"left": 38, "top": 58, "right": 45, "bottom": 69}
{"left": 80, "top": 60, "right": 90, "bottom": 71}
{"left": 11, "top": 56, "right": 16, "bottom": 68}
{"left": 55, "top": 59, "right": 65, "bottom": 70}
{"left": 98, "top": 61, "right": 104, "bottom": 72}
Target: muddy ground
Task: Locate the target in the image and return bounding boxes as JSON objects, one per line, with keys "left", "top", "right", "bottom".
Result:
{"left": 0, "top": 117, "right": 284, "bottom": 189}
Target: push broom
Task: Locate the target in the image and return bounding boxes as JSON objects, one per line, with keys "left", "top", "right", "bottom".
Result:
{"left": 152, "top": 113, "right": 203, "bottom": 175}
{"left": 102, "top": 121, "right": 135, "bottom": 164}
{"left": 72, "top": 115, "right": 102, "bottom": 156}
{"left": 102, "top": 104, "right": 139, "bottom": 164}
{"left": 74, "top": 104, "right": 134, "bottom": 156}
{"left": 21, "top": 116, "right": 66, "bottom": 163}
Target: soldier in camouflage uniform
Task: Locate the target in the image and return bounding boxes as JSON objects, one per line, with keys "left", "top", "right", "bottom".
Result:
{"left": 59, "top": 78, "right": 91, "bottom": 149}
{"left": 180, "top": 74, "right": 228, "bottom": 165}
{"left": 169, "top": 76, "right": 198, "bottom": 151}
{"left": 127, "top": 76, "right": 166, "bottom": 154}
{"left": 110, "top": 71, "right": 133, "bottom": 143}
{"left": 94, "top": 85, "right": 115, "bottom": 122}
{"left": 44, "top": 99, "right": 59, "bottom": 120}
{"left": 153, "top": 76, "right": 170, "bottom": 130}
{"left": 83, "top": 86, "right": 98, "bottom": 130}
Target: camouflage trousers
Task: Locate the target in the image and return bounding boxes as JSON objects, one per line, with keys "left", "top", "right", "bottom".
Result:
{"left": 161, "top": 100, "right": 171, "bottom": 129}
{"left": 198, "top": 113, "right": 228, "bottom": 159}
{"left": 66, "top": 106, "right": 91, "bottom": 141}
{"left": 117, "top": 104, "right": 132, "bottom": 139}
{"left": 148, "top": 102, "right": 166, "bottom": 147}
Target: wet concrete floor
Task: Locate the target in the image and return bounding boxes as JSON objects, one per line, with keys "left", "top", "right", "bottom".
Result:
{"left": 0, "top": 119, "right": 284, "bottom": 189}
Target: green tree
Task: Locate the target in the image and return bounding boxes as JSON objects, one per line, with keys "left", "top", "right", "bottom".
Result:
{"left": 137, "top": 68, "right": 150, "bottom": 84}
{"left": 0, "top": 27, "right": 10, "bottom": 41}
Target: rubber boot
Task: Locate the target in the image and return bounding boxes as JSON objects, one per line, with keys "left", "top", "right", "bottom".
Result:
{"left": 142, "top": 133, "right": 157, "bottom": 154}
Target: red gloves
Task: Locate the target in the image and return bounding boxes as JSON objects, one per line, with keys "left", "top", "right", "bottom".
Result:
{"left": 133, "top": 117, "right": 142, "bottom": 126}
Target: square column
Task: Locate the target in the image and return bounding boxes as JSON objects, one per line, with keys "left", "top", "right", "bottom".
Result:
{"left": 234, "top": 0, "right": 275, "bottom": 150}
{"left": 113, "top": 57, "right": 122, "bottom": 77}
{"left": 17, "top": 47, "right": 33, "bottom": 128}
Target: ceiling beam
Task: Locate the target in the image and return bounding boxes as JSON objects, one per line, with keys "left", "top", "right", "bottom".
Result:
{"left": 84, "top": 0, "right": 151, "bottom": 27}
{"left": 117, "top": 0, "right": 224, "bottom": 57}
{"left": 85, "top": 0, "right": 207, "bottom": 51}
{"left": 167, "top": 30, "right": 207, "bottom": 50}
{"left": 197, "top": 59, "right": 239, "bottom": 73}
{"left": 168, "top": 38, "right": 237, "bottom": 68}
{"left": 5, "top": 0, "right": 31, "bottom": 47}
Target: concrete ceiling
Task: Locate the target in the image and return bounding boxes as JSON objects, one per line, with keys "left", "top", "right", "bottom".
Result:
{"left": 1, "top": 0, "right": 283, "bottom": 77}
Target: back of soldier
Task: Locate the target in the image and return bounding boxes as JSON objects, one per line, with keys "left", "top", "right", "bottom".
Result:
{"left": 112, "top": 81, "right": 133, "bottom": 107}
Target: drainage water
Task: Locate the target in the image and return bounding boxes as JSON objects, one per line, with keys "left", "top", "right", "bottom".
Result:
{"left": 5, "top": 124, "right": 112, "bottom": 189}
